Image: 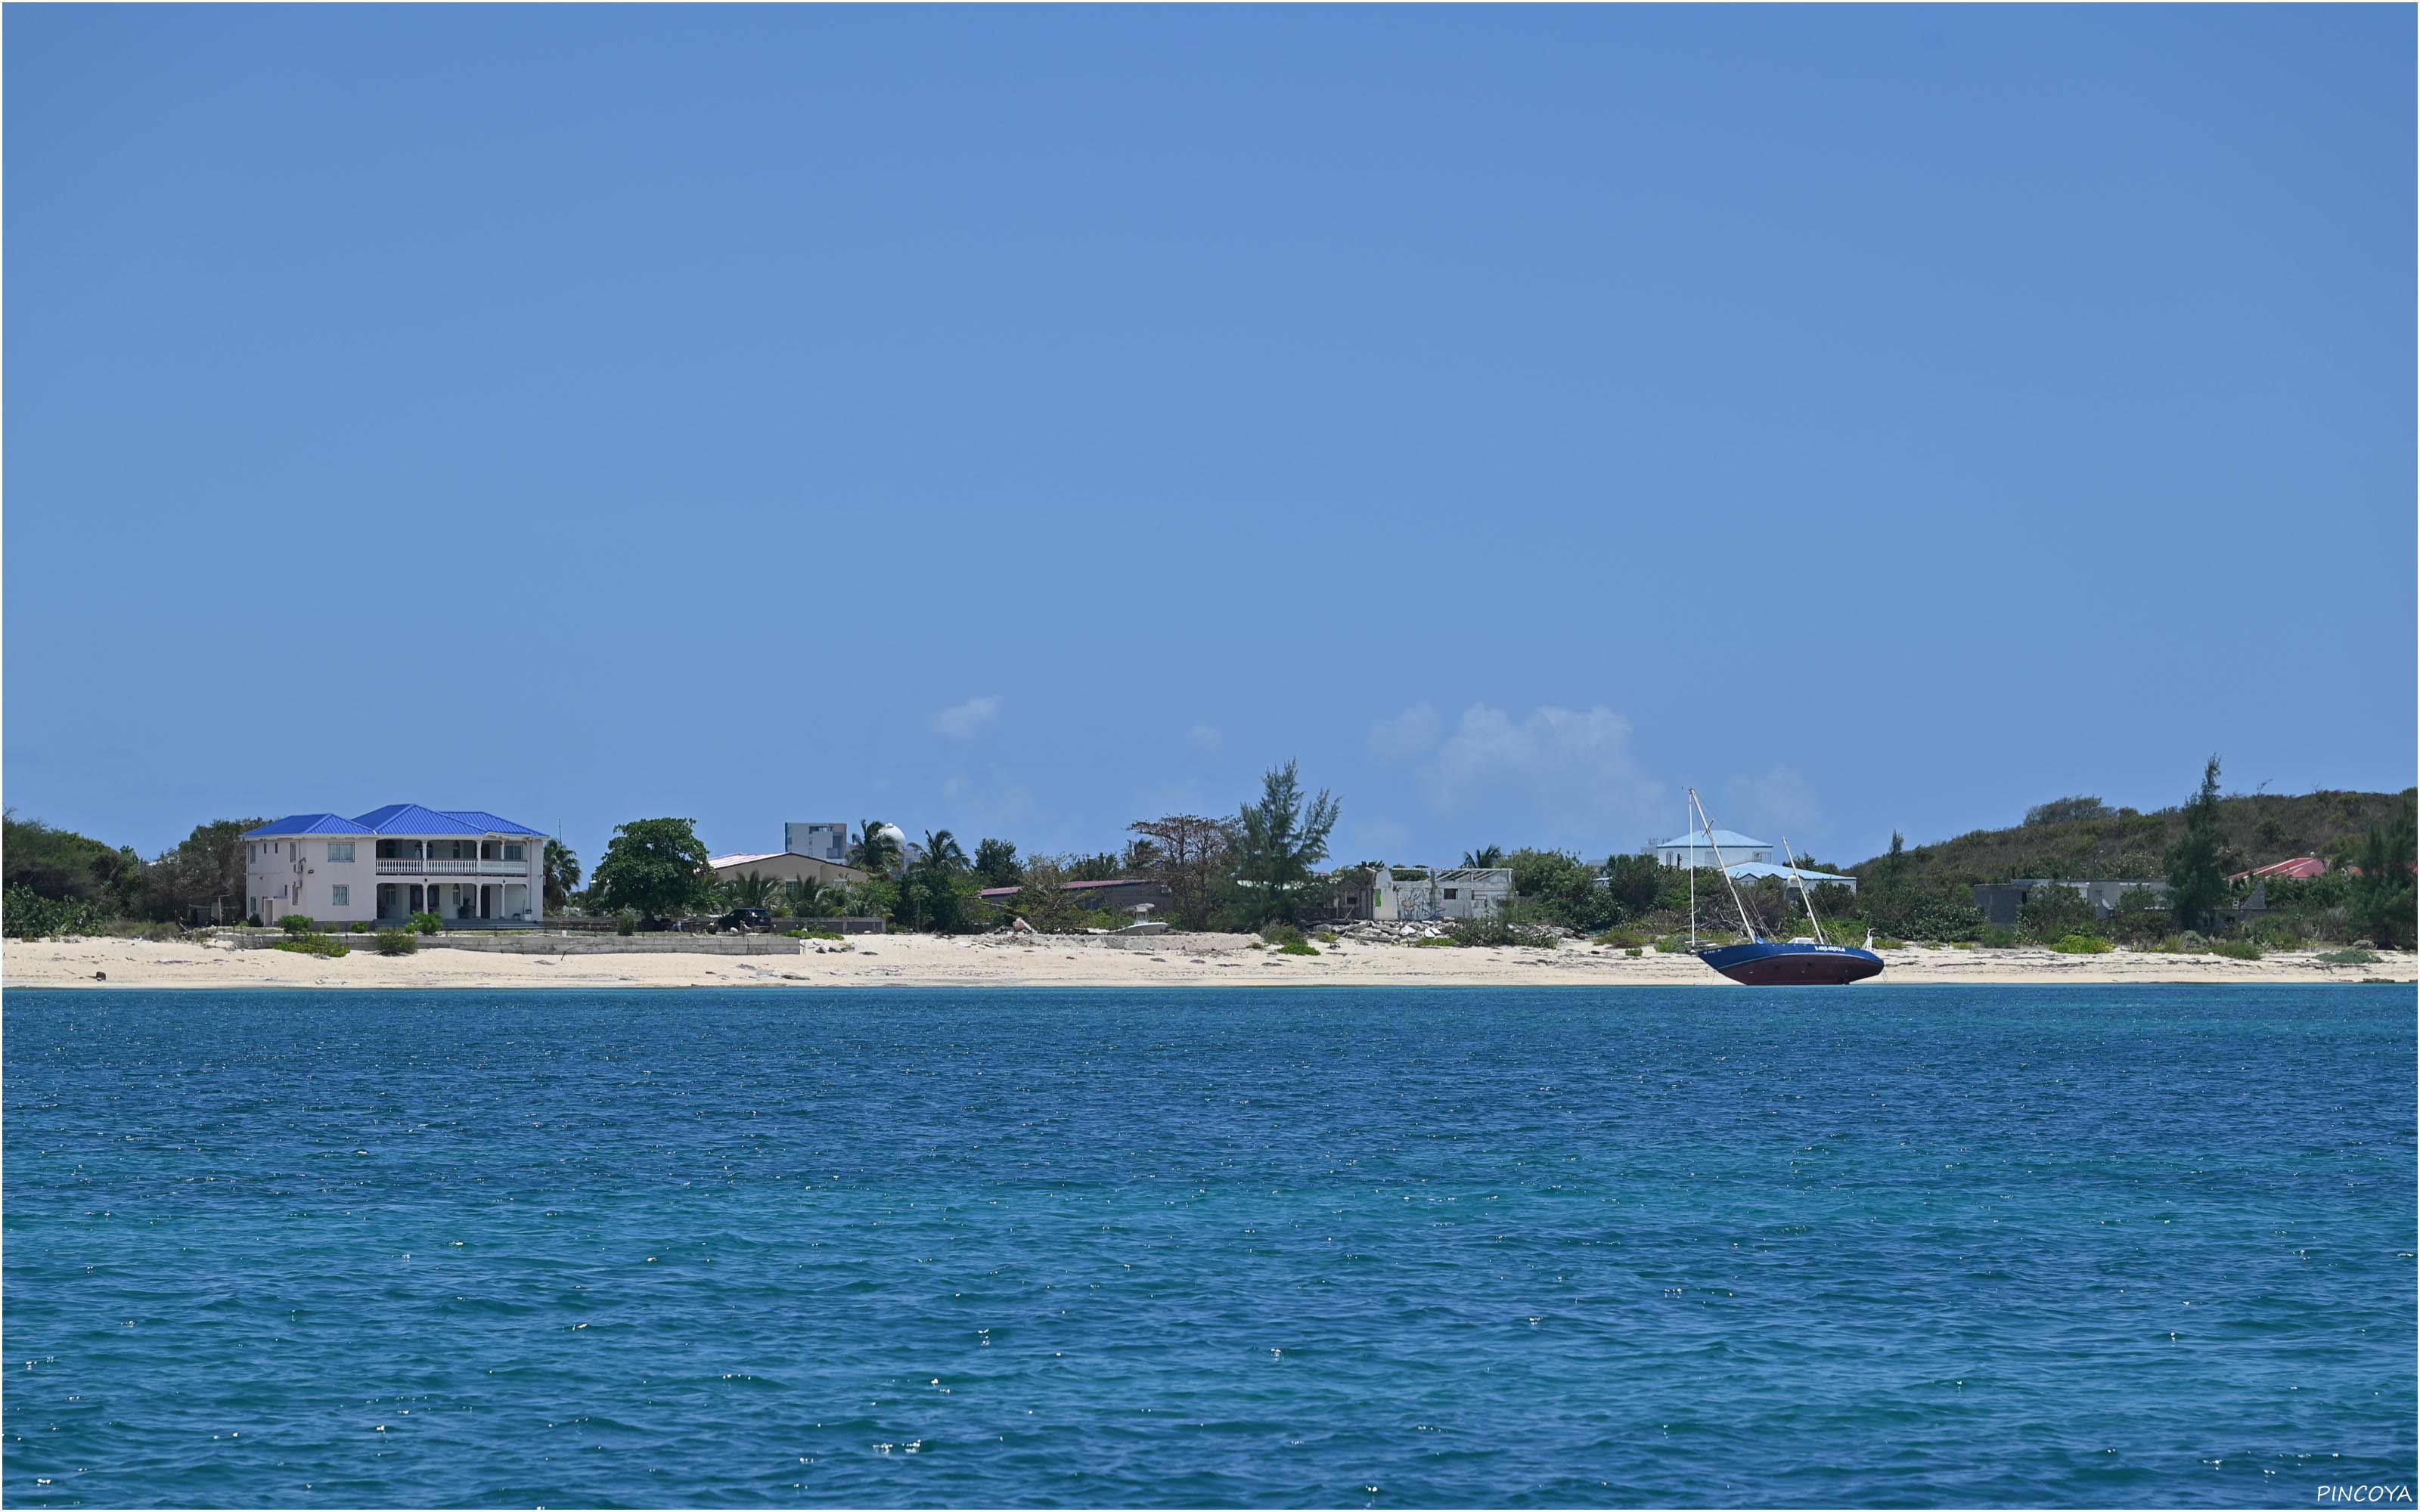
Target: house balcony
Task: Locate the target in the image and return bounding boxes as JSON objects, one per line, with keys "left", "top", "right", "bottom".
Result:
{"left": 375, "top": 857, "right": 529, "bottom": 876}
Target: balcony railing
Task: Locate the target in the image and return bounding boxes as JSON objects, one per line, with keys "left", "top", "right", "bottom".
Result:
{"left": 374, "top": 857, "right": 529, "bottom": 875}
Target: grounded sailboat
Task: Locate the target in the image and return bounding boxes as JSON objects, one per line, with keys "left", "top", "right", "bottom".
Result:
{"left": 1683, "top": 787, "right": 1884, "bottom": 986}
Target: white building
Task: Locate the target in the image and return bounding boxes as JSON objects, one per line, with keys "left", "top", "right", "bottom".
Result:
{"left": 1652, "top": 828, "right": 1776, "bottom": 869}
{"left": 243, "top": 804, "right": 548, "bottom": 926}
{"left": 784, "top": 822, "right": 850, "bottom": 863}
{"left": 1336, "top": 865, "right": 1516, "bottom": 922}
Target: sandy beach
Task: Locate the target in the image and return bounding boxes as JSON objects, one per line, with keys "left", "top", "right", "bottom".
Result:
{"left": 5, "top": 932, "right": 2409, "bottom": 990}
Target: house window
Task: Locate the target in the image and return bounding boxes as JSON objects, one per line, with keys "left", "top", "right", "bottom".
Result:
{"left": 1443, "top": 888, "right": 1459, "bottom": 900}
{"left": 331, "top": 885, "right": 350, "bottom": 907}
{"left": 277, "top": 884, "right": 289, "bottom": 900}
{"left": 248, "top": 897, "right": 257, "bottom": 917}
{"left": 328, "top": 842, "right": 355, "bottom": 863}
{"left": 503, "top": 843, "right": 525, "bottom": 861}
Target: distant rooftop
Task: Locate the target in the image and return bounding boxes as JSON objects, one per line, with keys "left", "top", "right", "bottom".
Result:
{"left": 1658, "top": 828, "right": 1771, "bottom": 850}
{"left": 245, "top": 805, "right": 546, "bottom": 839}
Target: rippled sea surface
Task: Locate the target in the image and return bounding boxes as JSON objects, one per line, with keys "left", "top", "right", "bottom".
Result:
{"left": 5, "top": 985, "right": 2413, "bottom": 1507}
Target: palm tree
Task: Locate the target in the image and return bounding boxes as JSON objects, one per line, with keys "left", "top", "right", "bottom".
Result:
{"left": 1463, "top": 845, "right": 1505, "bottom": 868}
{"left": 729, "top": 870, "right": 780, "bottom": 908}
{"left": 780, "top": 875, "right": 826, "bottom": 916}
{"left": 544, "top": 838, "right": 582, "bottom": 912}
{"left": 849, "top": 820, "right": 903, "bottom": 876}
{"left": 920, "top": 829, "right": 969, "bottom": 874}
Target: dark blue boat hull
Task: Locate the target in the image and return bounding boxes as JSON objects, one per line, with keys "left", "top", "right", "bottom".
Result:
{"left": 1697, "top": 940, "right": 1885, "bottom": 985}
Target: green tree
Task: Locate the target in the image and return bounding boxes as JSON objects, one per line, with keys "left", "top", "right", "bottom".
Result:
{"left": 849, "top": 820, "right": 903, "bottom": 876}
{"left": 1006, "top": 854, "right": 1092, "bottom": 933}
{"left": 1601, "top": 853, "right": 1663, "bottom": 917}
{"left": 591, "top": 816, "right": 714, "bottom": 925}
{"left": 2166, "top": 755, "right": 2227, "bottom": 931}
{"left": 973, "top": 838, "right": 1024, "bottom": 889}
{"left": 543, "top": 838, "right": 582, "bottom": 912}
{"left": 780, "top": 875, "right": 827, "bottom": 916}
{"left": 920, "top": 830, "right": 970, "bottom": 875}
{"left": 3, "top": 810, "right": 147, "bottom": 916}
{"left": 142, "top": 816, "right": 268, "bottom": 922}
{"left": 1229, "top": 760, "right": 1340, "bottom": 926}
{"left": 2351, "top": 795, "right": 2416, "bottom": 949}
{"left": 1128, "top": 815, "right": 1230, "bottom": 931}
{"left": 726, "top": 870, "right": 780, "bottom": 908}
{"left": 1463, "top": 845, "right": 1506, "bottom": 868}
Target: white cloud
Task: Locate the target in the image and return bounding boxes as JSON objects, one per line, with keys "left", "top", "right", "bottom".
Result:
{"left": 929, "top": 696, "right": 1002, "bottom": 739}
{"left": 1369, "top": 702, "right": 1443, "bottom": 760}
{"left": 1725, "top": 765, "right": 1825, "bottom": 835}
{"left": 1186, "top": 723, "right": 1223, "bottom": 751}
{"left": 1419, "top": 703, "right": 1664, "bottom": 829}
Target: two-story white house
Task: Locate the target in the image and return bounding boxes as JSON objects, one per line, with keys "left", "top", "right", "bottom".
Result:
{"left": 243, "top": 804, "right": 548, "bottom": 926}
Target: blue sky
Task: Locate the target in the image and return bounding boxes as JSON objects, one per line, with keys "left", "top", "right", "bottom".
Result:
{"left": 7, "top": 5, "right": 2412, "bottom": 872}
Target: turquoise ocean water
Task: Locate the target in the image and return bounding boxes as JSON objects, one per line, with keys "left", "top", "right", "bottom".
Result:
{"left": 4, "top": 984, "right": 2412, "bottom": 1507}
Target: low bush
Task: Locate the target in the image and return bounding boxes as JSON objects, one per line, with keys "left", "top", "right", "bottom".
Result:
{"left": 375, "top": 930, "right": 418, "bottom": 956}
{"left": 1869, "top": 935, "right": 1904, "bottom": 950}
{"left": 408, "top": 912, "right": 444, "bottom": 935}
{"left": 274, "top": 934, "right": 351, "bottom": 959}
{"left": 616, "top": 910, "right": 639, "bottom": 937}
{"left": 1977, "top": 925, "right": 2023, "bottom": 949}
{"left": 1314, "top": 931, "right": 1339, "bottom": 944}
{"left": 1624, "top": 947, "right": 1643, "bottom": 957}
{"left": 2048, "top": 934, "right": 2114, "bottom": 954}
{"left": 3, "top": 887, "right": 100, "bottom": 939}
{"left": 1275, "top": 938, "right": 1319, "bottom": 956}
{"left": 2210, "top": 938, "right": 2263, "bottom": 961}
{"left": 2317, "top": 947, "right": 2378, "bottom": 965}
{"left": 280, "top": 913, "right": 318, "bottom": 937}
{"left": 1593, "top": 928, "right": 1652, "bottom": 950}
{"left": 1263, "top": 923, "right": 1308, "bottom": 947}
{"left": 98, "top": 919, "right": 185, "bottom": 941}
{"left": 786, "top": 928, "right": 845, "bottom": 940}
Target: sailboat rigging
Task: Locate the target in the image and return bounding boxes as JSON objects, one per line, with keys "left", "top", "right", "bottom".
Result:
{"left": 1683, "top": 786, "right": 1884, "bottom": 986}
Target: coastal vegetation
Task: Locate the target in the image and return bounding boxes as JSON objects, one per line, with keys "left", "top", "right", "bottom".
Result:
{"left": 7, "top": 757, "right": 2409, "bottom": 952}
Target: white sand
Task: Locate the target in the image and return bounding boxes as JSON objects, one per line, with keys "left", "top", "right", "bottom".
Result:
{"left": 5, "top": 933, "right": 2409, "bottom": 990}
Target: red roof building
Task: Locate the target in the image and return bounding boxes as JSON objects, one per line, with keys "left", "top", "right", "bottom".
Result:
{"left": 2228, "top": 856, "right": 2328, "bottom": 882}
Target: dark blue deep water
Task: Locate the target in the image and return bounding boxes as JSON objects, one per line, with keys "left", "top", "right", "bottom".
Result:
{"left": 5, "top": 985, "right": 2413, "bottom": 1507}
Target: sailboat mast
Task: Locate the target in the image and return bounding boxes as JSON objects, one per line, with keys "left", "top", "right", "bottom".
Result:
{"left": 1686, "top": 803, "right": 1696, "bottom": 950}
{"left": 1779, "top": 837, "right": 1828, "bottom": 946}
{"left": 1688, "top": 788, "right": 1761, "bottom": 943}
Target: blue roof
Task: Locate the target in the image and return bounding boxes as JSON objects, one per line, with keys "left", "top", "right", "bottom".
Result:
{"left": 437, "top": 809, "right": 548, "bottom": 837}
{"left": 244, "top": 813, "right": 374, "bottom": 838}
{"left": 1661, "top": 828, "right": 1771, "bottom": 850}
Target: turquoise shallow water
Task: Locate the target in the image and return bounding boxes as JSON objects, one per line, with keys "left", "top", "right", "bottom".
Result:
{"left": 4, "top": 984, "right": 2412, "bottom": 1507}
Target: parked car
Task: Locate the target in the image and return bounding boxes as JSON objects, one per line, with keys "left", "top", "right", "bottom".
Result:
{"left": 712, "top": 907, "right": 773, "bottom": 934}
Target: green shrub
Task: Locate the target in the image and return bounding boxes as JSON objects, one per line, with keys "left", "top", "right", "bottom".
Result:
{"left": 616, "top": 909, "right": 639, "bottom": 937}
{"left": 2180, "top": 930, "right": 2208, "bottom": 950}
{"left": 1624, "top": 947, "right": 1643, "bottom": 957}
{"left": 1314, "top": 930, "right": 1339, "bottom": 944}
{"left": 408, "top": 911, "right": 444, "bottom": 935}
{"left": 1263, "top": 923, "right": 1309, "bottom": 948}
{"left": 2, "top": 887, "right": 101, "bottom": 939}
{"left": 246, "top": 913, "right": 263, "bottom": 927}
{"left": 2317, "top": 947, "right": 2378, "bottom": 965}
{"left": 280, "top": 913, "right": 317, "bottom": 937}
{"left": 1977, "top": 925, "right": 2022, "bottom": 948}
{"left": 1275, "top": 938, "right": 1320, "bottom": 956}
{"left": 1869, "top": 935, "right": 1904, "bottom": 950}
{"left": 375, "top": 930, "right": 418, "bottom": 956}
{"left": 2048, "top": 934, "right": 2114, "bottom": 954}
{"left": 1594, "top": 927, "right": 1651, "bottom": 949}
{"left": 2210, "top": 938, "right": 2263, "bottom": 961}
{"left": 786, "top": 928, "right": 845, "bottom": 940}
{"left": 274, "top": 934, "right": 350, "bottom": 959}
